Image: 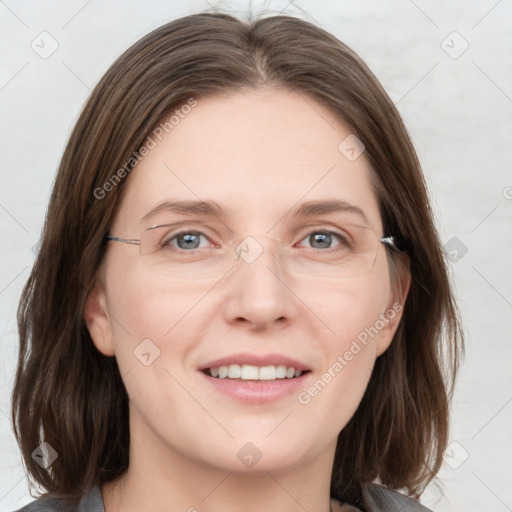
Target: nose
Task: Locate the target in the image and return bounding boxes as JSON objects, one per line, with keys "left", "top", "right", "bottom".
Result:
{"left": 221, "top": 234, "right": 297, "bottom": 330}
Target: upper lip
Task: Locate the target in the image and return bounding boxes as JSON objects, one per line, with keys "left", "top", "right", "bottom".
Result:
{"left": 199, "top": 352, "right": 311, "bottom": 372}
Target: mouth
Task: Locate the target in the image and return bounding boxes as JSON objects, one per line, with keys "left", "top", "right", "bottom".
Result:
{"left": 198, "top": 355, "right": 313, "bottom": 403}
{"left": 202, "top": 364, "right": 311, "bottom": 381}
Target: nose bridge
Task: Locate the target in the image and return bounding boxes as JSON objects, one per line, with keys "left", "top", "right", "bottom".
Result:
{"left": 231, "top": 233, "right": 283, "bottom": 272}
{"left": 224, "top": 232, "right": 293, "bottom": 327}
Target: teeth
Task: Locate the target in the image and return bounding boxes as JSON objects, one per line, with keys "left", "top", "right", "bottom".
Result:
{"left": 258, "top": 365, "right": 276, "bottom": 380}
{"left": 276, "top": 365, "right": 287, "bottom": 378}
{"left": 241, "top": 364, "right": 259, "bottom": 380}
{"left": 208, "top": 364, "right": 304, "bottom": 380}
{"left": 228, "top": 364, "right": 241, "bottom": 378}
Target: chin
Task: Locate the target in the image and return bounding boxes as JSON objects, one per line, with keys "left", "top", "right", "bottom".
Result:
{"left": 193, "top": 433, "right": 315, "bottom": 474}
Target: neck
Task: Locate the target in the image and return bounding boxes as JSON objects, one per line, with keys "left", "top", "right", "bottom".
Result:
{"left": 102, "top": 410, "right": 337, "bottom": 512}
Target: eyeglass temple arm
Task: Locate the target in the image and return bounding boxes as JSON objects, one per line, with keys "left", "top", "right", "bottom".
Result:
{"left": 104, "top": 235, "right": 141, "bottom": 245}
{"left": 380, "top": 236, "right": 401, "bottom": 252}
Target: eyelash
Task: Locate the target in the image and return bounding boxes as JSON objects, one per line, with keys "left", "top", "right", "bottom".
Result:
{"left": 163, "top": 228, "right": 351, "bottom": 252}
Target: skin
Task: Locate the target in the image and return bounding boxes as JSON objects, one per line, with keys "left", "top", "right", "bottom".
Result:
{"left": 85, "top": 87, "right": 410, "bottom": 512}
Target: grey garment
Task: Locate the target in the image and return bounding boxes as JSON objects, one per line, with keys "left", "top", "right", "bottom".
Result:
{"left": 14, "top": 483, "right": 433, "bottom": 512}
{"left": 365, "top": 484, "right": 434, "bottom": 511}
{"left": 13, "top": 485, "right": 104, "bottom": 512}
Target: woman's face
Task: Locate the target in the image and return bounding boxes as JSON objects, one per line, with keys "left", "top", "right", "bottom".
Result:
{"left": 86, "top": 87, "right": 408, "bottom": 475}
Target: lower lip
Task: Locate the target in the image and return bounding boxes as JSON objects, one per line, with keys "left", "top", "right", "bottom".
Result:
{"left": 199, "top": 371, "right": 312, "bottom": 404}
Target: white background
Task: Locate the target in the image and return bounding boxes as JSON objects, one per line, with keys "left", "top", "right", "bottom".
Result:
{"left": 1, "top": 1, "right": 511, "bottom": 511}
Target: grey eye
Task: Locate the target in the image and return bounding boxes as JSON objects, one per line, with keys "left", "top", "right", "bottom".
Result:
{"left": 308, "top": 232, "right": 333, "bottom": 249}
{"left": 169, "top": 231, "right": 208, "bottom": 250}
{"left": 298, "top": 231, "right": 345, "bottom": 250}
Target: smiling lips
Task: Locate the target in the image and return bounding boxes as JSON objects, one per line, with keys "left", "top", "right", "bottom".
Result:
{"left": 199, "top": 352, "right": 310, "bottom": 379}
{"left": 198, "top": 353, "right": 312, "bottom": 402}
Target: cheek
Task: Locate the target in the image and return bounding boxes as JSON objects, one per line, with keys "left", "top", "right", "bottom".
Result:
{"left": 106, "top": 256, "right": 207, "bottom": 334}
{"left": 297, "top": 270, "right": 392, "bottom": 420}
{"left": 103, "top": 260, "right": 210, "bottom": 374}
{"left": 102, "top": 271, "right": 209, "bottom": 422}
{"left": 302, "top": 260, "right": 392, "bottom": 348}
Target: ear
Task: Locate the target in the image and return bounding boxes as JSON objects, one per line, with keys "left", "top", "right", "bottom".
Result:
{"left": 376, "top": 254, "right": 411, "bottom": 357}
{"left": 84, "top": 278, "right": 115, "bottom": 356}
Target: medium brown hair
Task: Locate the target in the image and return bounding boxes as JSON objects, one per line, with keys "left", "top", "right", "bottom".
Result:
{"left": 11, "top": 11, "right": 464, "bottom": 509}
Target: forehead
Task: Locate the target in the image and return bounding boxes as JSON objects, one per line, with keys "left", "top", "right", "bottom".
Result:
{"left": 113, "top": 87, "right": 382, "bottom": 233}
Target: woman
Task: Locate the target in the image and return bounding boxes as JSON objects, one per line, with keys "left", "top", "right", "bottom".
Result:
{"left": 11, "top": 11, "right": 463, "bottom": 512}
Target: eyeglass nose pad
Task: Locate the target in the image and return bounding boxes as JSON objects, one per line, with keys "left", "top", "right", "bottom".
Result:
{"left": 231, "top": 234, "right": 283, "bottom": 266}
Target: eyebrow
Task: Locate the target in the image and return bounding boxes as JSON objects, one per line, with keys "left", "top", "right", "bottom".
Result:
{"left": 293, "top": 200, "right": 368, "bottom": 224}
{"left": 142, "top": 199, "right": 369, "bottom": 225}
{"left": 142, "top": 200, "right": 227, "bottom": 222}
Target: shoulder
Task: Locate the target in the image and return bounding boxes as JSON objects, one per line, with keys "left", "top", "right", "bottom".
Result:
{"left": 12, "top": 495, "right": 67, "bottom": 512}
{"left": 330, "top": 483, "right": 434, "bottom": 512}
{"left": 365, "top": 483, "right": 434, "bottom": 512}
{"left": 12, "top": 484, "right": 104, "bottom": 512}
